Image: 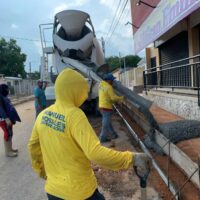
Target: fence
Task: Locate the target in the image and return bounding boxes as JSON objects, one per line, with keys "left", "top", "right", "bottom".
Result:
{"left": 119, "top": 67, "right": 144, "bottom": 90}
{"left": 4, "top": 78, "right": 37, "bottom": 97}
{"left": 143, "top": 54, "right": 200, "bottom": 106}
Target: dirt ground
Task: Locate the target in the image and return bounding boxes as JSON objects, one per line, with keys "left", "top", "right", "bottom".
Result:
{"left": 88, "top": 113, "right": 165, "bottom": 200}
{"left": 1, "top": 101, "right": 197, "bottom": 200}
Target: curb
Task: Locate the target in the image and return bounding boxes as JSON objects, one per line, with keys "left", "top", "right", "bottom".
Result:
{"left": 11, "top": 96, "right": 35, "bottom": 106}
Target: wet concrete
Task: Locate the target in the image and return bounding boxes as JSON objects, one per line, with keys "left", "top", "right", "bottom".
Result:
{"left": 113, "top": 81, "right": 159, "bottom": 130}
{"left": 159, "top": 120, "right": 200, "bottom": 143}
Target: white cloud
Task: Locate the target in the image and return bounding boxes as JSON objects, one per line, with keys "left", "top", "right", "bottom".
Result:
{"left": 98, "top": 0, "right": 132, "bottom": 41}
{"left": 73, "top": 0, "right": 89, "bottom": 7}
{"left": 34, "top": 41, "right": 42, "bottom": 56}
{"left": 95, "top": 6, "right": 134, "bottom": 56}
{"left": 53, "top": 4, "right": 69, "bottom": 16}
{"left": 11, "top": 24, "right": 19, "bottom": 29}
{"left": 0, "top": 0, "right": 140, "bottom": 73}
{"left": 99, "top": 19, "right": 109, "bottom": 30}
{"left": 52, "top": 0, "right": 89, "bottom": 19}
{"left": 123, "top": 26, "right": 133, "bottom": 38}
{"left": 104, "top": 27, "right": 135, "bottom": 57}
{"left": 96, "top": 19, "right": 110, "bottom": 36}
{"left": 100, "top": 0, "right": 115, "bottom": 11}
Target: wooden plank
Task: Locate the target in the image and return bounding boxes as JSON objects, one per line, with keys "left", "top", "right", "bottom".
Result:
{"left": 155, "top": 130, "right": 200, "bottom": 189}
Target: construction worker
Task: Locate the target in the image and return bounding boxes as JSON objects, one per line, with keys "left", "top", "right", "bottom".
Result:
{"left": 98, "top": 73, "right": 123, "bottom": 143}
{"left": 34, "top": 79, "right": 47, "bottom": 117}
{"left": 28, "top": 69, "right": 151, "bottom": 200}
{"left": 0, "top": 84, "right": 21, "bottom": 157}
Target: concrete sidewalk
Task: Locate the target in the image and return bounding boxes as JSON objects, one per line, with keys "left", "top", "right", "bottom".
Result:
{"left": 10, "top": 95, "right": 34, "bottom": 106}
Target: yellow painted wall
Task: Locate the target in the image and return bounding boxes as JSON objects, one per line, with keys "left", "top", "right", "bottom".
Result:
{"left": 119, "top": 67, "right": 144, "bottom": 89}
{"left": 145, "top": 47, "right": 160, "bottom": 70}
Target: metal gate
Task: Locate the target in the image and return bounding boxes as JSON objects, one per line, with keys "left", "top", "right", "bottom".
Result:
{"left": 159, "top": 31, "right": 190, "bottom": 87}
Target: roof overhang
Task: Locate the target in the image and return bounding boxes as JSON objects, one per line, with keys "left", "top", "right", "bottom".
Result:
{"left": 134, "top": 0, "right": 200, "bottom": 54}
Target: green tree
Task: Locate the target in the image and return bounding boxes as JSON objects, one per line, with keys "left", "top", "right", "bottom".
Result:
{"left": 125, "top": 55, "right": 141, "bottom": 68}
{"left": 106, "top": 55, "right": 141, "bottom": 72}
{"left": 0, "top": 38, "right": 27, "bottom": 78}
{"left": 29, "top": 71, "right": 40, "bottom": 80}
{"left": 106, "top": 56, "right": 120, "bottom": 71}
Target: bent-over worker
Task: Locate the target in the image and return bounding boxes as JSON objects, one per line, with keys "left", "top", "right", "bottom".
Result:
{"left": 98, "top": 73, "right": 123, "bottom": 143}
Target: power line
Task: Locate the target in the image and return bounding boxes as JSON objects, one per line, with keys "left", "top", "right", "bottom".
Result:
{"left": 105, "top": 0, "right": 129, "bottom": 45}
{"left": 116, "top": 6, "right": 130, "bottom": 33}
{"left": 110, "top": 0, "right": 129, "bottom": 40}
{"left": 121, "top": 6, "right": 130, "bottom": 23}
{"left": 105, "top": 0, "right": 126, "bottom": 43}
{"left": 104, "top": 0, "right": 122, "bottom": 42}
{"left": 0, "top": 35, "right": 52, "bottom": 43}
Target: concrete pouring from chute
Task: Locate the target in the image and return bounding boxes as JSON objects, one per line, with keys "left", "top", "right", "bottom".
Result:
{"left": 39, "top": 9, "right": 200, "bottom": 153}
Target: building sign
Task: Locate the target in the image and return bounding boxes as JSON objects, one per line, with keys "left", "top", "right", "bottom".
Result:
{"left": 134, "top": 0, "right": 200, "bottom": 54}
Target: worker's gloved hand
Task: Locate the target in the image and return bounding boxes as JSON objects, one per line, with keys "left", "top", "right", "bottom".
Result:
{"left": 118, "top": 96, "right": 124, "bottom": 104}
{"left": 5, "top": 118, "right": 12, "bottom": 127}
{"left": 39, "top": 168, "right": 47, "bottom": 180}
{"left": 133, "top": 153, "right": 151, "bottom": 179}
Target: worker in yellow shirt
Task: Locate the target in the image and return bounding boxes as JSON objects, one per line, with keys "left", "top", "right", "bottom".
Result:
{"left": 98, "top": 73, "right": 123, "bottom": 143}
{"left": 28, "top": 69, "right": 151, "bottom": 200}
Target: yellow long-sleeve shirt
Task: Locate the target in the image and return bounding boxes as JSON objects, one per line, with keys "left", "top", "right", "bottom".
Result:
{"left": 98, "top": 80, "right": 123, "bottom": 110}
{"left": 28, "top": 69, "right": 133, "bottom": 200}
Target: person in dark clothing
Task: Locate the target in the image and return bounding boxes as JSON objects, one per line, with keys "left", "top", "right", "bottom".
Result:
{"left": 34, "top": 80, "right": 47, "bottom": 117}
{"left": 0, "top": 84, "right": 21, "bottom": 157}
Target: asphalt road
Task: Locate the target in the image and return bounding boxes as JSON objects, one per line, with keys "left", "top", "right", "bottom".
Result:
{"left": 0, "top": 101, "right": 47, "bottom": 200}
{"left": 0, "top": 100, "right": 161, "bottom": 200}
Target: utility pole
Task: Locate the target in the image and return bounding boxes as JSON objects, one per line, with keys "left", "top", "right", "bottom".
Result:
{"left": 101, "top": 37, "right": 105, "bottom": 59}
{"left": 123, "top": 57, "right": 128, "bottom": 87}
{"left": 29, "top": 62, "right": 32, "bottom": 79}
{"left": 124, "top": 56, "right": 127, "bottom": 87}
{"left": 119, "top": 52, "right": 122, "bottom": 81}
{"left": 119, "top": 52, "right": 121, "bottom": 69}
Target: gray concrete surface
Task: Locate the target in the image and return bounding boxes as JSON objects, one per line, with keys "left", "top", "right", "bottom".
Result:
{"left": 0, "top": 99, "right": 162, "bottom": 200}
{"left": 159, "top": 120, "right": 200, "bottom": 143}
{"left": 0, "top": 101, "right": 46, "bottom": 200}
{"left": 10, "top": 95, "right": 35, "bottom": 106}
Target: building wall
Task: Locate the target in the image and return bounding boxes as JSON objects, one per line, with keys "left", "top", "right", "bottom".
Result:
{"left": 113, "top": 70, "right": 120, "bottom": 81}
{"left": 132, "top": 1, "right": 200, "bottom": 118}
{"left": 131, "top": 0, "right": 160, "bottom": 33}
{"left": 143, "top": 90, "right": 200, "bottom": 121}
{"left": 133, "top": 67, "right": 144, "bottom": 86}
{"left": 119, "top": 71, "right": 130, "bottom": 88}
{"left": 119, "top": 67, "right": 144, "bottom": 90}
{"left": 188, "top": 9, "right": 200, "bottom": 58}
{"left": 146, "top": 14, "right": 200, "bottom": 87}
{"left": 146, "top": 11, "right": 200, "bottom": 67}
{"left": 145, "top": 47, "right": 160, "bottom": 69}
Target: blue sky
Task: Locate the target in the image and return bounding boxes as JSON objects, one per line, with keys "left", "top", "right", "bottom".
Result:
{"left": 0, "top": 0, "right": 139, "bottom": 72}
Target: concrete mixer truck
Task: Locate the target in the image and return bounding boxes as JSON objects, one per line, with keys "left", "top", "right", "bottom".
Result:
{"left": 39, "top": 10, "right": 106, "bottom": 112}
{"left": 39, "top": 9, "right": 155, "bottom": 128}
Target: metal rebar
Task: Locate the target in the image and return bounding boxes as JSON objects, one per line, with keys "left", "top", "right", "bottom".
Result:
{"left": 170, "top": 167, "right": 199, "bottom": 200}
{"left": 198, "top": 155, "right": 200, "bottom": 187}
{"left": 114, "top": 105, "right": 179, "bottom": 200}
{"left": 167, "top": 130, "right": 171, "bottom": 188}
{"left": 197, "top": 66, "right": 200, "bottom": 106}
